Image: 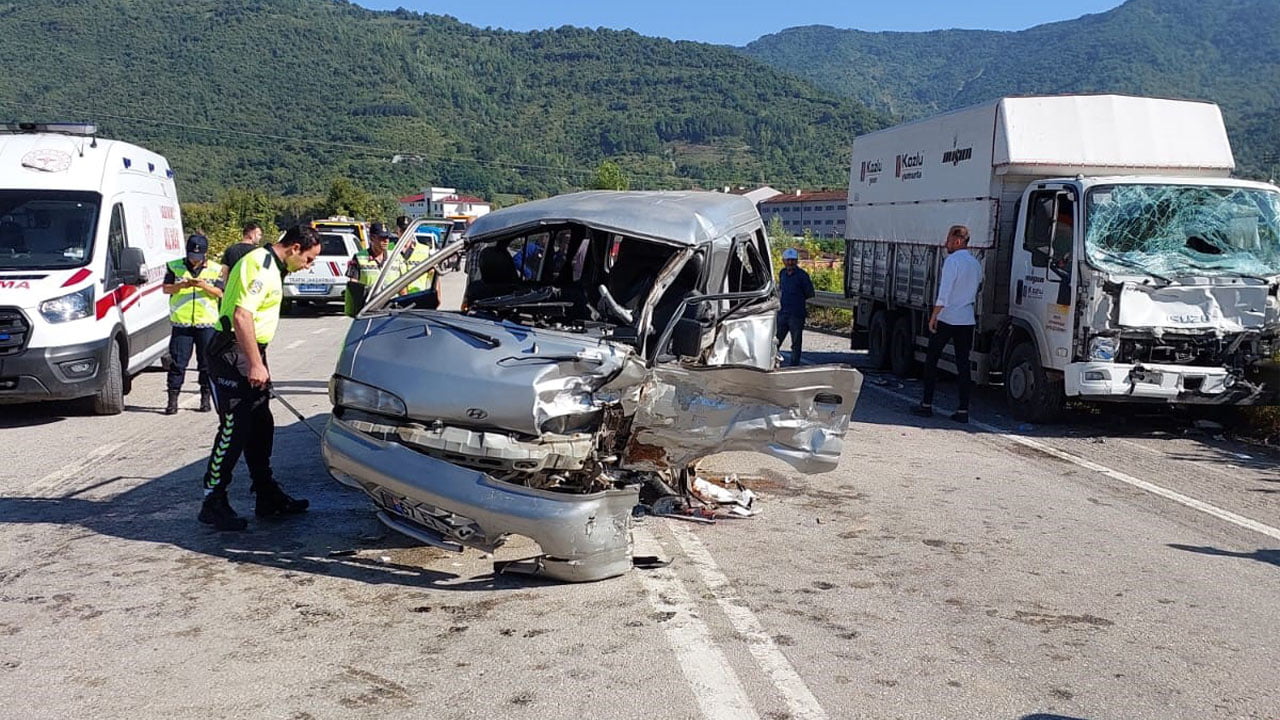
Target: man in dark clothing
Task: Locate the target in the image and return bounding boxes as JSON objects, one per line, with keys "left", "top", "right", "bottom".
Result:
{"left": 776, "top": 247, "right": 815, "bottom": 367}
{"left": 220, "top": 221, "right": 264, "bottom": 283}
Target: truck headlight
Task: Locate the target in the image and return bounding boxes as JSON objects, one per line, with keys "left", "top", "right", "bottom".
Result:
{"left": 1088, "top": 337, "right": 1117, "bottom": 362}
{"left": 39, "top": 286, "right": 94, "bottom": 323}
{"left": 330, "top": 376, "right": 407, "bottom": 417}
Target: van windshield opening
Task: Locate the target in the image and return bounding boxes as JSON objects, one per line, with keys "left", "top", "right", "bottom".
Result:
{"left": 0, "top": 190, "right": 101, "bottom": 270}
{"left": 1085, "top": 184, "right": 1280, "bottom": 279}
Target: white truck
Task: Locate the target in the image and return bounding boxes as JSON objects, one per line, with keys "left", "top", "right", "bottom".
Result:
{"left": 0, "top": 123, "right": 184, "bottom": 414}
{"left": 844, "top": 94, "right": 1280, "bottom": 421}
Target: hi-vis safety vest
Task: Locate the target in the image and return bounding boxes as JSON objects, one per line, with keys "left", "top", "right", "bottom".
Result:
{"left": 344, "top": 249, "right": 398, "bottom": 316}
{"left": 220, "top": 246, "right": 284, "bottom": 345}
{"left": 167, "top": 259, "right": 224, "bottom": 327}
{"left": 402, "top": 243, "right": 434, "bottom": 294}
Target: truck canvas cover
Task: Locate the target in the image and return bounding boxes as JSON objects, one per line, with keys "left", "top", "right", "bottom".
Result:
{"left": 847, "top": 94, "right": 1236, "bottom": 248}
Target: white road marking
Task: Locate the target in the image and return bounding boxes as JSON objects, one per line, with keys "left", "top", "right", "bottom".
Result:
{"left": 668, "top": 522, "right": 830, "bottom": 720}
{"left": 285, "top": 339, "right": 306, "bottom": 350}
{"left": 632, "top": 526, "right": 761, "bottom": 720}
{"left": 866, "top": 384, "right": 1280, "bottom": 542}
{"left": 310, "top": 327, "right": 329, "bottom": 335}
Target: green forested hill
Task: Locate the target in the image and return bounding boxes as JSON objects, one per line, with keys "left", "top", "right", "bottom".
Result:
{"left": 742, "top": 0, "right": 1280, "bottom": 178}
{"left": 0, "top": 0, "right": 883, "bottom": 201}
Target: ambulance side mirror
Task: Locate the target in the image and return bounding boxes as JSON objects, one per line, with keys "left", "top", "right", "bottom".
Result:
{"left": 117, "top": 247, "right": 147, "bottom": 285}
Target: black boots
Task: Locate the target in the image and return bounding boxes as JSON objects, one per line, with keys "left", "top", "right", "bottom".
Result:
{"left": 253, "top": 481, "right": 310, "bottom": 518}
{"left": 198, "top": 484, "right": 307, "bottom": 530}
{"left": 198, "top": 492, "right": 249, "bottom": 531}
{"left": 165, "top": 390, "right": 180, "bottom": 415}
{"left": 199, "top": 389, "right": 212, "bottom": 413}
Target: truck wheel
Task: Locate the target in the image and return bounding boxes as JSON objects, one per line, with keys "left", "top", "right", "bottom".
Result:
{"left": 1005, "top": 342, "right": 1064, "bottom": 424}
{"left": 866, "top": 311, "right": 890, "bottom": 370}
{"left": 889, "top": 315, "right": 917, "bottom": 377}
{"left": 91, "top": 340, "right": 125, "bottom": 416}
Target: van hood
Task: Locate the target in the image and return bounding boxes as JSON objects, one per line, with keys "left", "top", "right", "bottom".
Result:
{"left": 1117, "top": 281, "right": 1267, "bottom": 332}
{"left": 338, "top": 311, "right": 634, "bottom": 436}
{"left": 0, "top": 267, "right": 93, "bottom": 310}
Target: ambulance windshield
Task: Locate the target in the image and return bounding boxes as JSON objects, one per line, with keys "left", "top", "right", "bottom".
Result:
{"left": 0, "top": 190, "right": 100, "bottom": 270}
{"left": 1085, "top": 184, "right": 1280, "bottom": 279}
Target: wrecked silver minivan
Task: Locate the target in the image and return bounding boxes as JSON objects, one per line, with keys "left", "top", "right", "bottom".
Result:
{"left": 322, "top": 191, "right": 863, "bottom": 581}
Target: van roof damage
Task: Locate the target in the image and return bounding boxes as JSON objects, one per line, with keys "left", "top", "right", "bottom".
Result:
{"left": 465, "top": 190, "right": 762, "bottom": 247}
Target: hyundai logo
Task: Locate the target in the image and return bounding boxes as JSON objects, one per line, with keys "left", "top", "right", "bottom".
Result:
{"left": 466, "top": 408, "right": 488, "bottom": 420}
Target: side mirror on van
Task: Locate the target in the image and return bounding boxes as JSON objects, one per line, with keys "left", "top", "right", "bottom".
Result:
{"left": 117, "top": 247, "right": 147, "bottom": 285}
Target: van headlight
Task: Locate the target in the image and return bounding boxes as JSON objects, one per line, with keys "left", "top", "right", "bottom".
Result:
{"left": 330, "top": 376, "right": 407, "bottom": 417}
{"left": 39, "top": 286, "right": 94, "bottom": 323}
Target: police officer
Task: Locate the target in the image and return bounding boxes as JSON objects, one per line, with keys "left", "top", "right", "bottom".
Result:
{"left": 344, "top": 223, "right": 395, "bottom": 316}
{"left": 197, "top": 225, "right": 322, "bottom": 531}
{"left": 162, "top": 234, "right": 223, "bottom": 414}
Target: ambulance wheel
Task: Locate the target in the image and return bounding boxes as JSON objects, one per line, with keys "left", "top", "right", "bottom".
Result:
{"left": 889, "top": 315, "right": 917, "bottom": 377}
{"left": 282, "top": 299, "right": 295, "bottom": 315}
{"left": 91, "top": 340, "right": 125, "bottom": 416}
{"left": 866, "top": 311, "right": 891, "bottom": 370}
{"left": 1005, "top": 342, "right": 1064, "bottom": 424}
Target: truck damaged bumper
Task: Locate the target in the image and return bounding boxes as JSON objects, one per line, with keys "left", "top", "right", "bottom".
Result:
{"left": 321, "top": 416, "right": 637, "bottom": 582}
{"left": 1065, "top": 361, "right": 1263, "bottom": 403}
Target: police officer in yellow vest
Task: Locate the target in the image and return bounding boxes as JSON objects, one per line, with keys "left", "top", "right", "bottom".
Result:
{"left": 389, "top": 222, "right": 439, "bottom": 297}
{"left": 162, "top": 234, "right": 224, "bottom": 415}
{"left": 344, "top": 222, "right": 395, "bottom": 317}
{"left": 198, "top": 225, "right": 322, "bottom": 531}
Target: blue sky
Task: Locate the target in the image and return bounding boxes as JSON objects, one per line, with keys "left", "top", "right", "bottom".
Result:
{"left": 355, "top": 1, "right": 1128, "bottom": 46}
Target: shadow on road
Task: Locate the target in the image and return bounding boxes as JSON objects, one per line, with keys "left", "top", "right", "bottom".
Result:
{"left": 0, "top": 410, "right": 550, "bottom": 592}
{"left": 1168, "top": 543, "right": 1280, "bottom": 569}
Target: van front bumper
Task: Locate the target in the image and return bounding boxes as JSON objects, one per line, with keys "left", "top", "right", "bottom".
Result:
{"left": 0, "top": 338, "right": 113, "bottom": 404}
{"left": 1065, "top": 361, "right": 1254, "bottom": 403}
{"left": 321, "top": 416, "right": 637, "bottom": 582}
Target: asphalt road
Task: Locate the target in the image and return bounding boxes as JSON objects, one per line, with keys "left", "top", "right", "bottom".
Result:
{"left": 1, "top": 278, "right": 1277, "bottom": 720}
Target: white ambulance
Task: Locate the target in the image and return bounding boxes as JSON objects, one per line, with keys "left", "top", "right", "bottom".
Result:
{"left": 0, "top": 123, "right": 184, "bottom": 414}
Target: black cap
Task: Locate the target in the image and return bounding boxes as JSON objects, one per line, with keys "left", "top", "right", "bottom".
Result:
{"left": 186, "top": 234, "right": 209, "bottom": 256}
{"left": 369, "top": 222, "right": 393, "bottom": 238}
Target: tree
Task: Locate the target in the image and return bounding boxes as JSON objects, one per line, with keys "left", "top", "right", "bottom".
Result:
{"left": 321, "top": 177, "right": 383, "bottom": 220}
{"left": 591, "top": 161, "right": 630, "bottom": 191}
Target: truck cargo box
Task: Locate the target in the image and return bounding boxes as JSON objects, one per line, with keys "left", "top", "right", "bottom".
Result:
{"left": 847, "top": 95, "right": 1236, "bottom": 250}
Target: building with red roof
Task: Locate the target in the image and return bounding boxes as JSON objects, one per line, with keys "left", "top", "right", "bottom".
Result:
{"left": 398, "top": 186, "right": 492, "bottom": 220}
{"left": 758, "top": 189, "right": 847, "bottom": 238}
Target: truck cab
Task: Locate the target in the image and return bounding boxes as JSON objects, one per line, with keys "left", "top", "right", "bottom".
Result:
{"left": 0, "top": 123, "right": 184, "bottom": 414}
{"left": 1006, "top": 176, "right": 1280, "bottom": 416}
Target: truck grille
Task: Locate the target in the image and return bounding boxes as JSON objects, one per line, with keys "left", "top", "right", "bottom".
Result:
{"left": 0, "top": 307, "right": 30, "bottom": 356}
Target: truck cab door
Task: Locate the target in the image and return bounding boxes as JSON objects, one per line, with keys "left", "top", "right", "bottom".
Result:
{"left": 1011, "top": 186, "right": 1078, "bottom": 370}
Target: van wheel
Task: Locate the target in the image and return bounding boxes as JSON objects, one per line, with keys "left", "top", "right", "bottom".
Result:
{"left": 866, "top": 311, "right": 890, "bottom": 370}
{"left": 1005, "top": 342, "right": 1064, "bottom": 424}
{"left": 889, "top": 315, "right": 917, "bottom": 377}
{"left": 91, "top": 340, "right": 125, "bottom": 416}
{"left": 282, "top": 299, "right": 294, "bottom": 315}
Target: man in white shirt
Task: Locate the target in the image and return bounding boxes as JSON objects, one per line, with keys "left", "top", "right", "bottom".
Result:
{"left": 913, "top": 224, "right": 982, "bottom": 423}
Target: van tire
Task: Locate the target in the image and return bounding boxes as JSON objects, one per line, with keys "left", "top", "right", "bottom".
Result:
{"left": 867, "top": 311, "right": 890, "bottom": 370}
{"left": 1005, "top": 342, "right": 1064, "bottom": 424}
{"left": 91, "top": 340, "right": 125, "bottom": 416}
{"left": 889, "top": 315, "right": 917, "bottom": 377}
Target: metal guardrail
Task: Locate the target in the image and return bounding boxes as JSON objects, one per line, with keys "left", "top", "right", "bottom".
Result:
{"left": 809, "top": 291, "right": 855, "bottom": 310}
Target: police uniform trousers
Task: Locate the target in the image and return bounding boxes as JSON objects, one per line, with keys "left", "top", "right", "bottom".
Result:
{"left": 202, "top": 332, "right": 275, "bottom": 494}
{"left": 166, "top": 325, "right": 216, "bottom": 393}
